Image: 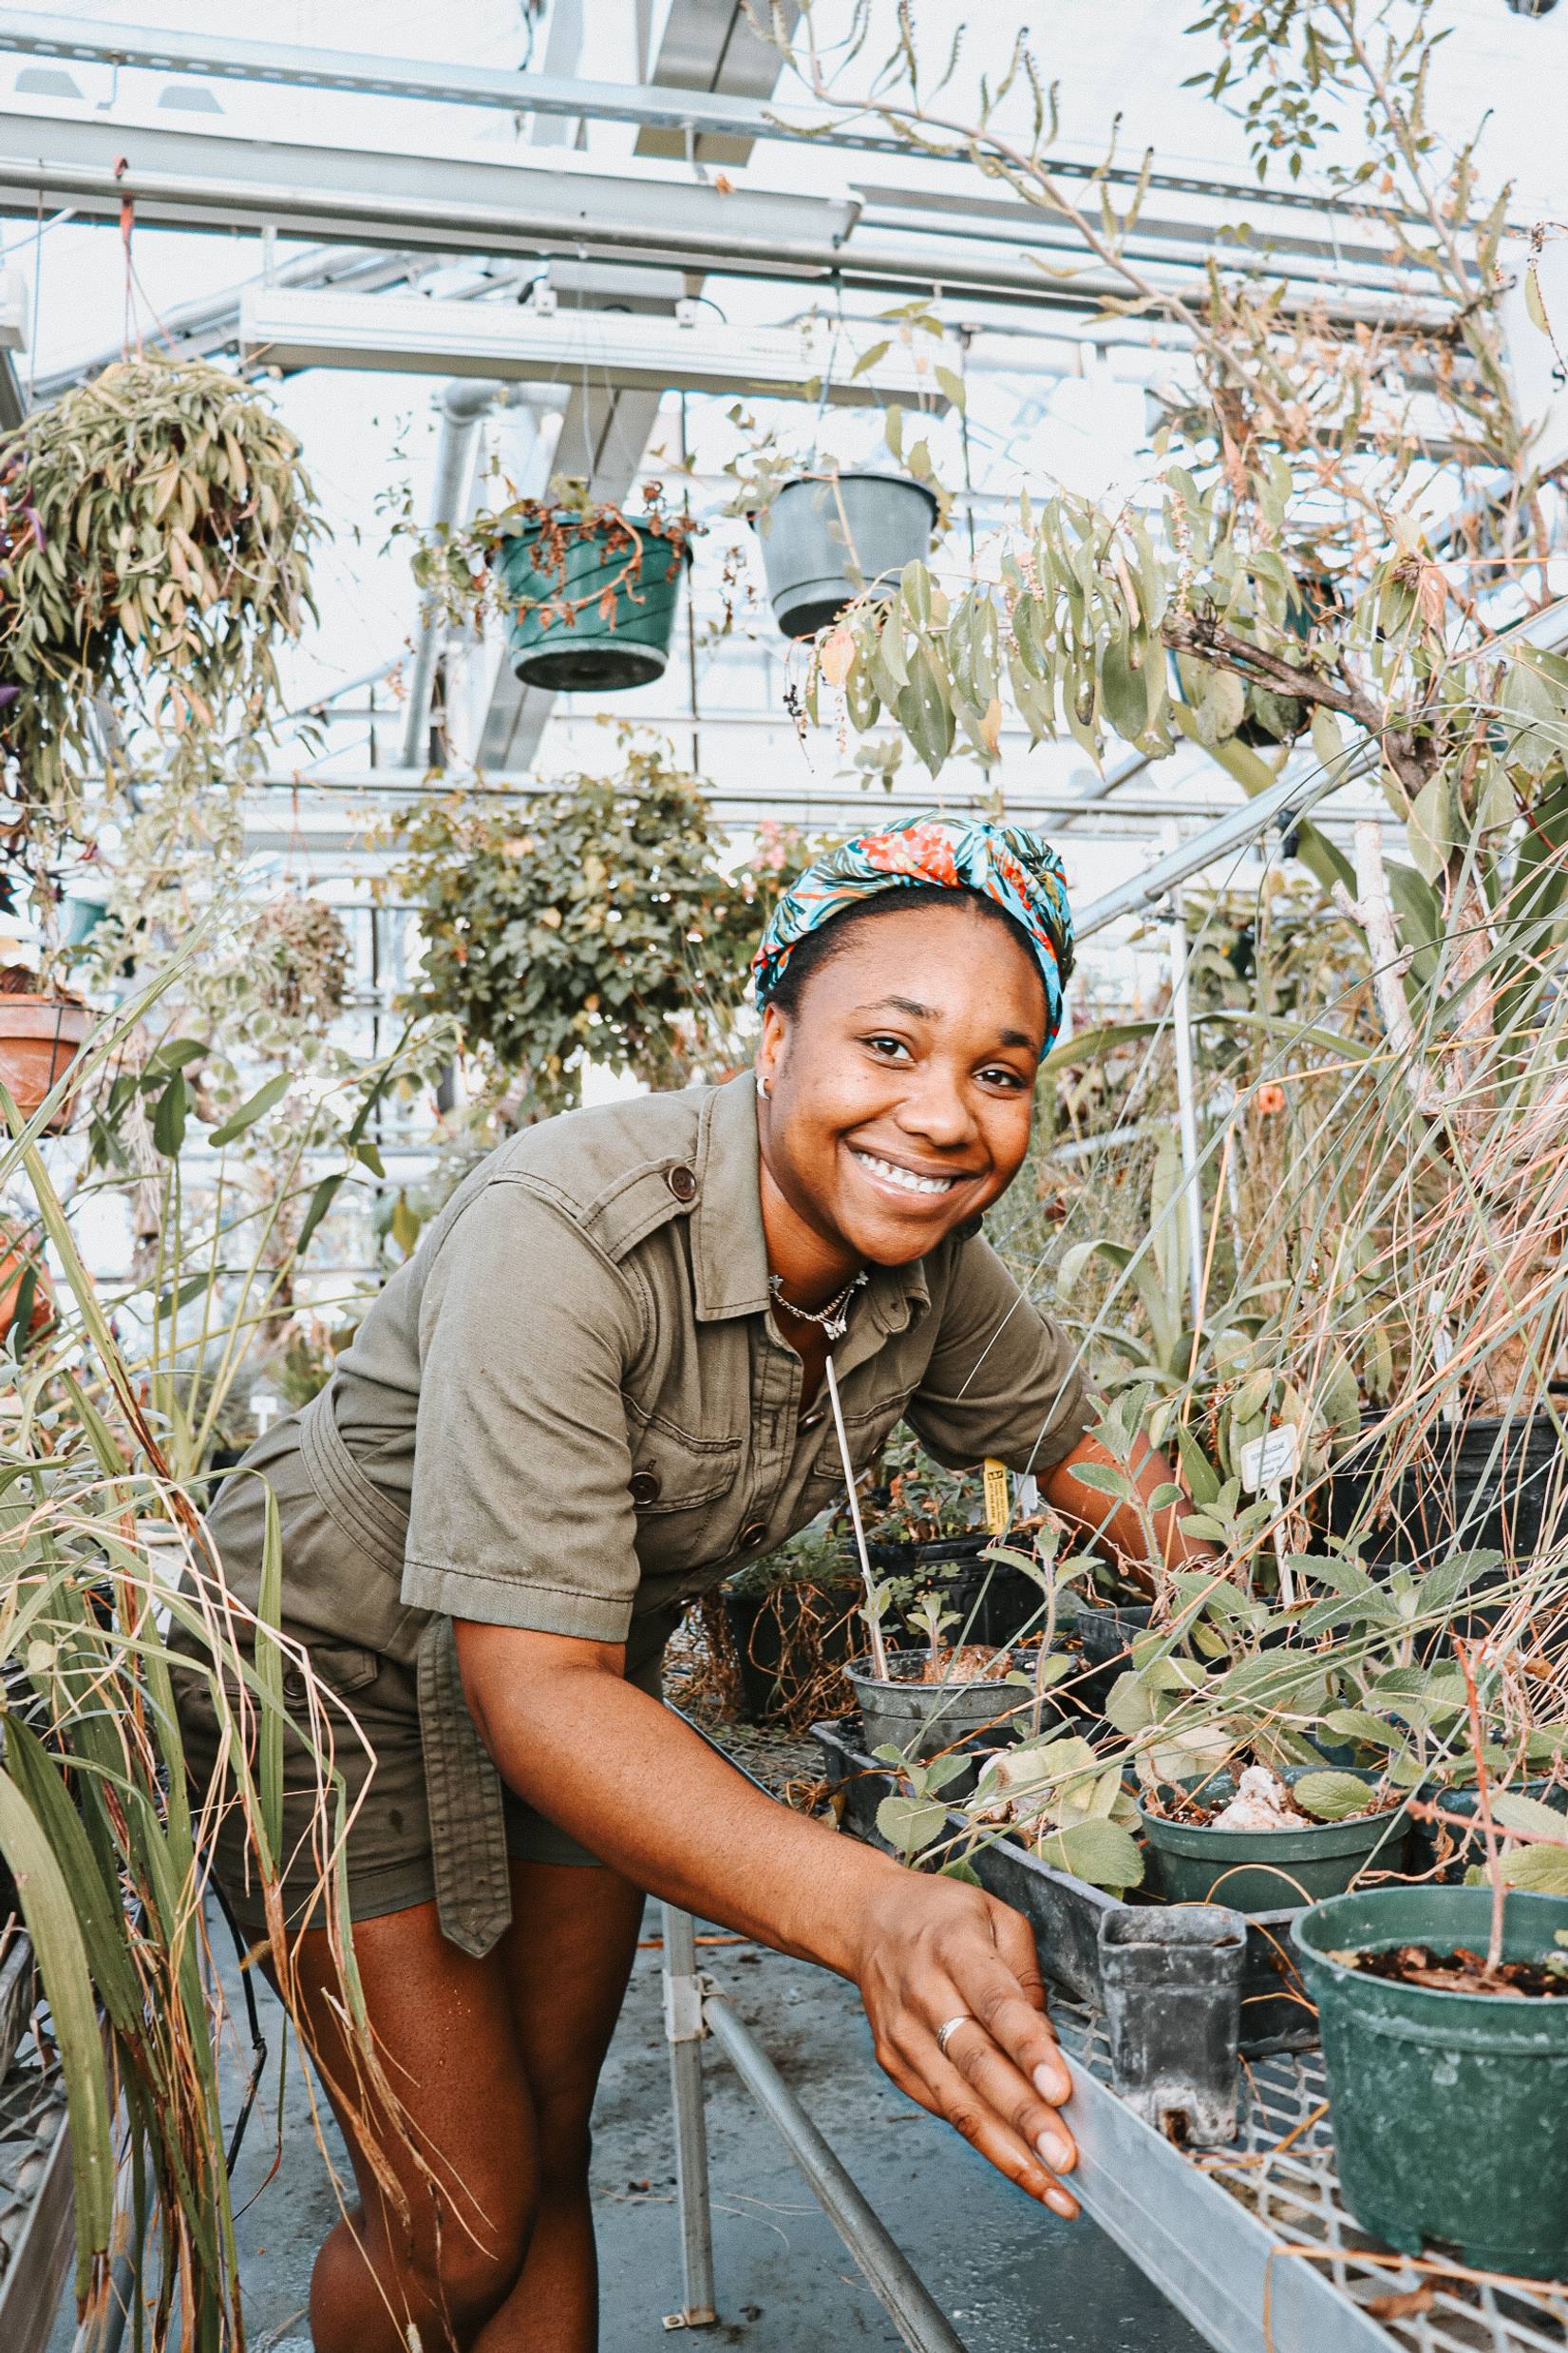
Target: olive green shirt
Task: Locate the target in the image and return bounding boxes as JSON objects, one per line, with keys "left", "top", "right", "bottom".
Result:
{"left": 330, "top": 1072, "right": 1092, "bottom": 1648}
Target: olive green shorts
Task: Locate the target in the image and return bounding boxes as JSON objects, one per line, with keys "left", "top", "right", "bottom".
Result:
{"left": 175, "top": 1630, "right": 666, "bottom": 1944}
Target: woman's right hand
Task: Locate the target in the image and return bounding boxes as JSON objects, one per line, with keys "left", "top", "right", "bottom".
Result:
{"left": 847, "top": 1870, "right": 1081, "bottom": 2217}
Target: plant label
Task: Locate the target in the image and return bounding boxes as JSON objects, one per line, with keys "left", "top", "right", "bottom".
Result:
{"left": 983, "top": 1457, "right": 1010, "bottom": 1532}
{"left": 1239, "top": 1425, "right": 1298, "bottom": 1494}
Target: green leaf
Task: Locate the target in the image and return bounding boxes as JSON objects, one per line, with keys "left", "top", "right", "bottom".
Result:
{"left": 1293, "top": 1771, "right": 1377, "bottom": 1823}
{"left": 1105, "top": 1670, "right": 1154, "bottom": 1735}
{"left": 207, "top": 1068, "right": 291, "bottom": 1147}
{"left": 849, "top": 338, "right": 892, "bottom": 379}
{"left": 295, "top": 1170, "right": 346, "bottom": 1255}
{"left": 934, "top": 364, "right": 966, "bottom": 411}
{"left": 1068, "top": 1461, "right": 1137, "bottom": 1501}
{"left": 1502, "top": 1843, "right": 1568, "bottom": 1895}
{"left": 1406, "top": 774, "right": 1453, "bottom": 885}
{"left": 1493, "top": 1791, "right": 1568, "bottom": 1841}
{"left": 0, "top": 1765, "right": 114, "bottom": 2288}
{"left": 1038, "top": 1816, "right": 1144, "bottom": 1893}
{"left": 877, "top": 1793, "right": 949, "bottom": 1860}
{"left": 152, "top": 1069, "right": 187, "bottom": 1157}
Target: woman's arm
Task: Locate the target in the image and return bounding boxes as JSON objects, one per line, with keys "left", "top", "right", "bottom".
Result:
{"left": 1043, "top": 1429, "right": 1221, "bottom": 1596}
{"left": 454, "top": 1622, "right": 1081, "bottom": 2218}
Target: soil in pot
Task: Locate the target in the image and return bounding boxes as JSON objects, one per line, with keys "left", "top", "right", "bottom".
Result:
{"left": 1139, "top": 1764, "right": 1408, "bottom": 1914}
{"left": 847, "top": 1647, "right": 1025, "bottom": 1762}
{"left": 1295, "top": 1885, "right": 1568, "bottom": 2278}
{"left": 495, "top": 516, "right": 687, "bottom": 692}
{"left": 0, "top": 991, "right": 93, "bottom": 1130}
{"left": 757, "top": 472, "right": 938, "bottom": 638}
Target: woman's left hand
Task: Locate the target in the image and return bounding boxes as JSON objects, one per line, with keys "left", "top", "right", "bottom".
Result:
{"left": 847, "top": 1870, "right": 1081, "bottom": 2217}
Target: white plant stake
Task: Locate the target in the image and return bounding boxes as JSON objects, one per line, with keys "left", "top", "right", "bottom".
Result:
{"left": 1239, "top": 1424, "right": 1300, "bottom": 1606}
{"left": 824, "top": 1352, "right": 889, "bottom": 1679}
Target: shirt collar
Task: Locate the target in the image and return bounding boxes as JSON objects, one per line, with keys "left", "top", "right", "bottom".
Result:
{"left": 691, "top": 1072, "right": 933, "bottom": 1334}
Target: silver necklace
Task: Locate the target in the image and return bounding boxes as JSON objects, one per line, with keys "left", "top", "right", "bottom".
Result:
{"left": 768, "top": 1269, "right": 868, "bottom": 1340}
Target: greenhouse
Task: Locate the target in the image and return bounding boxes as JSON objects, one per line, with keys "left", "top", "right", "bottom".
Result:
{"left": 4, "top": 2, "right": 1568, "bottom": 2348}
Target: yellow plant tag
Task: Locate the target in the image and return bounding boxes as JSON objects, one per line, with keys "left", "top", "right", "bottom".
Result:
{"left": 982, "top": 1458, "right": 1010, "bottom": 1534}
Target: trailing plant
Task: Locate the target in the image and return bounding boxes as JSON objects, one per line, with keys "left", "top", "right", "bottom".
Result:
{"left": 0, "top": 359, "right": 316, "bottom": 973}
{"left": 388, "top": 731, "right": 796, "bottom": 1112}
{"left": 393, "top": 468, "right": 699, "bottom": 644}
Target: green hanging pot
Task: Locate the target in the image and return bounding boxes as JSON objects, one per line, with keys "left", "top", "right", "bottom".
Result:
{"left": 1295, "top": 1885, "right": 1568, "bottom": 2279}
{"left": 494, "top": 512, "right": 688, "bottom": 693}
{"left": 1138, "top": 1766, "right": 1407, "bottom": 1914}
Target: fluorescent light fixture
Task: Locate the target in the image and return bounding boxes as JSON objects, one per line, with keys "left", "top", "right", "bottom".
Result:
{"left": 240, "top": 288, "right": 952, "bottom": 408}
{"left": 156, "top": 84, "right": 224, "bottom": 114}
{"left": 14, "top": 66, "right": 82, "bottom": 100}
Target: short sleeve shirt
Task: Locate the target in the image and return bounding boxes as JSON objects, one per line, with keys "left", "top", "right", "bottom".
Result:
{"left": 329, "top": 1073, "right": 1093, "bottom": 1650}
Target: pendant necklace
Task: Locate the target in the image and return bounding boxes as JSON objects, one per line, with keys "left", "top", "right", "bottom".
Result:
{"left": 768, "top": 1269, "right": 867, "bottom": 1341}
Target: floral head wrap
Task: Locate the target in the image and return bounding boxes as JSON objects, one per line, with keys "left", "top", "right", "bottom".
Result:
{"left": 752, "top": 814, "right": 1074, "bottom": 1046}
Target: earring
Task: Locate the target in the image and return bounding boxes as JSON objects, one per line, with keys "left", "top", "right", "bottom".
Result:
{"left": 758, "top": 1074, "right": 770, "bottom": 1098}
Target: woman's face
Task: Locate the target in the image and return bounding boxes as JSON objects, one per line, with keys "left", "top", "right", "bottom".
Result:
{"left": 756, "top": 900, "right": 1047, "bottom": 1268}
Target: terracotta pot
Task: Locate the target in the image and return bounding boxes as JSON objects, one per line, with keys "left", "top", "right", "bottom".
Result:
{"left": 0, "top": 1218, "right": 52, "bottom": 1343}
{"left": 0, "top": 996, "right": 93, "bottom": 1131}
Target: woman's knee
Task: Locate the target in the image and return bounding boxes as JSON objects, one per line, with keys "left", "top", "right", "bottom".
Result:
{"left": 337, "top": 2188, "right": 534, "bottom": 2345}
{"left": 531, "top": 2070, "right": 600, "bottom": 2191}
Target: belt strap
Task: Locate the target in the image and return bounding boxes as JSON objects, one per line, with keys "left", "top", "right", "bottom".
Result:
{"left": 297, "top": 1384, "right": 515, "bottom": 1959}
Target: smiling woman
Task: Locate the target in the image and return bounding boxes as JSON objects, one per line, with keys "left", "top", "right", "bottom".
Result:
{"left": 176, "top": 815, "right": 1219, "bottom": 2353}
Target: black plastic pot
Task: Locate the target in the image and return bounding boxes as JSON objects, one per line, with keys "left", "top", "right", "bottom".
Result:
{"left": 721, "top": 1583, "right": 857, "bottom": 1724}
{"left": 1322, "top": 1409, "right": 1567, "bottom": 1574}
{"left": 1098, "top": 1907, "right": 1245, "bottom": 2144}
{"left": 1295, "top": 1885, "right": 1568, "bottom": 2278}
{"left": 869, "top": 1534, "right": 1049, "bottom": 1649}
{"left": 1407, "top": 1777, "right": 1568, "bottom": 1883}
{"left": 1067, "top": 1598, "right": 1153, "bottom": 1716}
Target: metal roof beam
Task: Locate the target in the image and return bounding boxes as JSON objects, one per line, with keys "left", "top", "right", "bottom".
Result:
{"left": 0, "top": 107, "right": 1449, "bottom": 326}
{"left": 0, "top": 9, "right": 1467, "bottom": 228}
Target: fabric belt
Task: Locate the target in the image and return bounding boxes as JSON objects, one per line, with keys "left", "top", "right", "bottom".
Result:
{"left": 297, "top": 1386, "right": 514, "bottom": 1959}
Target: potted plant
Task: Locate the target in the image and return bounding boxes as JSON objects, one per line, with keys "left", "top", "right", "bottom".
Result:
{"left": 403, "top": 471, "right": 699, "bottom": 696}
{"left": 0, "top": 357, "right": 315, "bottom": 1092}
{"left": 1137, "top": 1761, "right": 1407, "bottom": 1914}
{"left": 389, "top": 731, "right": 790, "bottom": 1115}
{"left": 727, "top": 349, "right": 951, "bottom": 641}
{"left": 721, "top": 1522, "right": 861, "bottom": 1728}
{"left": 0, "top": 961, "right": 92, "bottom": 1130}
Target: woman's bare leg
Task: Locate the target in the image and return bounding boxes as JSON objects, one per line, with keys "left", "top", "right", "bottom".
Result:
{"left": 284, "top": 1899, "right": 540, "bottom": 2353}
{"left": 473, "top": 1858, "right": 648, "bottom": 2353}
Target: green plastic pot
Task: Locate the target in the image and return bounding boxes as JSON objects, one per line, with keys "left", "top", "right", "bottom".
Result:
{"left": 494, "top": 516, "right": 686, "bottom": 692}
{"left": 1138, "top": 1767, "right": 1407, "bottom": 1915}
{"left": 1295, "top": 1885, "right": 1568, "bottom": 2279}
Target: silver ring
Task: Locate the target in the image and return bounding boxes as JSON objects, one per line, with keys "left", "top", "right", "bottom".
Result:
{"left": 935, "top": 2013, "right": 974, "bottom": 2059}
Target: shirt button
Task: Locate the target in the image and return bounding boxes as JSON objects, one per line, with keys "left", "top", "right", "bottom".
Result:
{"left": 740, "top": 1519, "right": 767, "bottom": 1549}
{"left": 802, "top": 1412, "right": 824, "bottom": 1431}
{"left": 631, "top": 1470, "right": 661, "bottom": 1506}
{"left": 282, "top": 1668, "right": 307, "bottom": 1703}
{"left": 666, "top": 1164, "right": 697, "bottom": 1203}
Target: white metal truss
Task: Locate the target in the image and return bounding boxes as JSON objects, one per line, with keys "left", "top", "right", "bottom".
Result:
{"left": 238, "top": 287, "right": 957, "bottom": 403}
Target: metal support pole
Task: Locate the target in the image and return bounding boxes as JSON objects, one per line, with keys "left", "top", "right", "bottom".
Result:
{"left": 660, "top": 1905, "right": 717, "bottom": 2330}
{"left": 702, "top": 1990, "right": 970, "bottom": 2353}
{"left": 1165, "top": 882, "right": 1207, "bottom": 1323}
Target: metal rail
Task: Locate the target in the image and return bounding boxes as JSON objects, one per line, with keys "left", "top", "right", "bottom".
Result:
{"left": 659, "top": 1904, "right": 969, "bottom": 2350}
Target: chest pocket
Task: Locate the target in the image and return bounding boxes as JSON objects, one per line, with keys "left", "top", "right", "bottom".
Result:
{"left": 806, "top": 1392, "right": 909, "bottom": 1490}
{"left": 627, "top": 1414, "right": 743, "bottom": 1514}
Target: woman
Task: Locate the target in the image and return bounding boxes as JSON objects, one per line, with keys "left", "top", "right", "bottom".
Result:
{"left": 182, "top": 818, "right": 1215, "bottom": 2353}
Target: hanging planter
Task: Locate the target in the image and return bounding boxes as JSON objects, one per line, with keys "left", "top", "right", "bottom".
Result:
{"left": 1139, "top": 1765, "right": 1407, "bottom": 1914}
{"left": 492, "top": 502, "right": 695, "bottom": 693}
{"left": 0, "top": 981, "right": 93, "bottom": 1132}
{"left": 1295, "top": 1885, "right": 1568, "bottom": 2278}
{"left": 755, "top": 471, "right": 939, "bottom": 639}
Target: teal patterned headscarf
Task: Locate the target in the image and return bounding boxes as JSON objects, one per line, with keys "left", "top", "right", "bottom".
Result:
{"left": 752, "top": 815, "right": 1074, "bottom": 1046}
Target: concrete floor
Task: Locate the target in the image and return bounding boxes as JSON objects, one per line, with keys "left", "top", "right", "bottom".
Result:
{"left": 59, "top": 1900, "right": 1207, "bottom": 2353}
